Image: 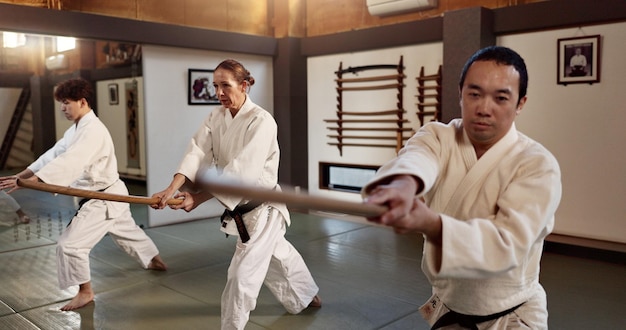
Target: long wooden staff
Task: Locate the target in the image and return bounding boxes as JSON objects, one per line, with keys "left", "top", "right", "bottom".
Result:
{"left": 16, "top": 179, "right": 183, "bottom": 205}
{"left": 199, "top": 177, "right": 387, "bottom": 218}
{"left": 17, "top": 178, "right": 388, "bottom": 218}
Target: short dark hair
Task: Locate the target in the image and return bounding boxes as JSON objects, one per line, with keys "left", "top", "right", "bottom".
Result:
{"left": 53, "top": 78, "right": 94, "bottom": 106}
{"left": 459, "top": 46, "right": 528, "bottom": 104}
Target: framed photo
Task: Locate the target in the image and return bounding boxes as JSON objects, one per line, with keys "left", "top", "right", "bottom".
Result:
{"left": 188, "top": 69, "right": 219, "bottom": 105}
{"left": 557, "top": 35, "right": 601, "bottom": 85}
{"left": 108, "top": 83, "right": 118, "bottom": 105}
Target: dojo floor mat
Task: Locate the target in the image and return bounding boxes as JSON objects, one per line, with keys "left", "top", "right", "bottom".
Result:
{"left": 0, "top": 179, "right": 624, "bottom": 329}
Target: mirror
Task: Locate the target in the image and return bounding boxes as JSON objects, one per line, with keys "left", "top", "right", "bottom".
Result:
{"left": 1, "top": 30, "right": 144, "bottom": 173}
{"left": 1, "top": 31, "right": 149, "bottom": 250}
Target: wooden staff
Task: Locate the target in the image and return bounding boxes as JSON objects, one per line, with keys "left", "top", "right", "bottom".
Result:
{"left": 324, "top": 119, "right": 409, "bottom": 123}
{"left": 328, "top": 142, "right": 400, "bottom": 149}
{"left": 16, "top": 179, "right": 183, "bottom": 205}
{"left": 199, "top": 177, "right": 387, "bottom": 218}
{"left": 337, "top": 83, "right": 404, "bottom": 91}
{"left": 335, "top": 74, "right": 406, "bottom": 83}
{"left": 337, "top": 109, "right": 405, "bottom": 116}
{"left": 17, "top": 178, "right": 387, "bottom": 218}
{"left": 327, "top": 127, "right": 413, "bottom": 131}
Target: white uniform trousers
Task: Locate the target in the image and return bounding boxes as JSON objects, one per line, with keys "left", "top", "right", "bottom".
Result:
{"left": 0, "top": 191, "right": 21, "bottom": 225}
{"left": 56, "top": 199, "right": 159, "bottom": 289}
{"left": 221, "top": 206, "right": 319, "bottom": 330}
{"left": 0, "top": 190, "right": 20, "bottom": 213}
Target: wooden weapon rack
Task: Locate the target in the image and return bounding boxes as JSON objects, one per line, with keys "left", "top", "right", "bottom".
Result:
{"left": 326, "top": 56, "right": 411, "bottom": 156}
{"left": 416, "top": 65, "right": 442, "bottom": 125}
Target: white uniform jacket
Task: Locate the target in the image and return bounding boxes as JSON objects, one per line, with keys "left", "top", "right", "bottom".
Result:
{"left": 28, "top": 110, "right": 126, "bottom": 218}
{"left": 363, "top": 118, "right": 562, "bottom": 316}
{"left": 177, "top": 96, "right": 290, "bottom": 232}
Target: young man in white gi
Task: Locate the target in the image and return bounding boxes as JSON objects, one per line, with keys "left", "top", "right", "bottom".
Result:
{"left": 0, "top": 78, "right": 167, "bottom": 311}
{"left": 152, "top": 59, "right": 320, "bottom": 330}
{"left": 363, "top": 46, "right": 562, "bottom": 329}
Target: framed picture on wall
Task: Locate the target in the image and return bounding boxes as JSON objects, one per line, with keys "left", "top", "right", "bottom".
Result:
{"left": 557, "top": 35, "right": 601, "bottom": 85}
{"left": 188, "top": 69, "right": 219, "bottom": 105}
{"left": 108, "top": 83, "right": 119, "bottom": 105}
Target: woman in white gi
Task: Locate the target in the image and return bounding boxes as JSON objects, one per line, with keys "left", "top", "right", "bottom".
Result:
{"left": 0, "top": 78, "right": 167, "bottom": 311}
{"left": 363, "top": 47, "right": 561, "bottom": 329}
{"left": 152, "top": 59, "right": 320, "bottom": 330}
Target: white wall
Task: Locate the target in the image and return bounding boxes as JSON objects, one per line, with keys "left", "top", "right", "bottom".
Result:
{"left": 307, "top": 22, "right": 626, "bottom": 244}
{"left": 499, "top": 22, "right": 626, "bottom": 243}
{"left": 96, "top": 77, "right": 147, "bottom": 177}
{"left": 142, "top": 44, "right": 274, "bottom": 227}
{"left": 307, "top": 43, "right": 443, "bottom": 203}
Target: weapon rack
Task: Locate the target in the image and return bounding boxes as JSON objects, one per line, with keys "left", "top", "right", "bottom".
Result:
{"left": 325, "top": 56, "right": 412, "bottom": 156}
{"left": 416, "top": 65, "right": 442, "bottom": 125}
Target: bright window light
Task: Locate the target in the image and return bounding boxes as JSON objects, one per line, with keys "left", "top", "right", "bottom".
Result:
{"left": 3, "top": 32, "right": 26, "bottom": 48}
{"left": 56, "top": 36, "right": 76, "bottom": 52}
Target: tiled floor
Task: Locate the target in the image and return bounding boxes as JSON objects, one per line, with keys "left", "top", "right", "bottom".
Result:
{"left": 0, "top": 178, "right": 625, "bottom": 329}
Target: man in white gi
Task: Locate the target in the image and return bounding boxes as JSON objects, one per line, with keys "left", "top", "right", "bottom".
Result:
{"left": 152, "top": 59, "right": 320, "bottom": 330}
{"left": 363, "top": 46, "right": 561, "bottom": 329}
{"left": 0, "top": 78, "right": 167, "bottom": 311}
{"left": 569, "top": 47, "right": 588, "bottom": 77}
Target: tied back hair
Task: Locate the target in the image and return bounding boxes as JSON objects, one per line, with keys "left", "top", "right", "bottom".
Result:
{"left": 215, "top": 59, "right": 255, "bottom": 89}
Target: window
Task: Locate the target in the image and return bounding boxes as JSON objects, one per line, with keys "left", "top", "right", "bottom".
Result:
{"left": 2, "top": 32, "right": 26, "bottom": 48}
{"left": 56, "top": 36, "right": 76, "bottom": 52}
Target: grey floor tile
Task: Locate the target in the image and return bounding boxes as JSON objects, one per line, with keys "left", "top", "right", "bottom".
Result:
{"left": 1, "top": 181, "right": 625, "bottom": 330}
{"left": 0, "top": 245, "right": 74, "bottom": 312}
{"left": 297, "top": 238, "right": 430, "bottom": 305}
{"left": 158, "top": 263, "right": 229, "bottom": 305}
{"left": 21, "top": 304, "right": 85, "bottom": 330}
{"left": 20, "top": 282, "right": 218, "bottom": 330}
{"left": 285, "top": 213, "right": 370, "bottom": 242}
{"left": 93, "top": 282, "right": 219, "bottom": 330}
{"left": 326, "top": 224, "right": 424, "bottom": 260}
{"left": 540, "top": 252, "right": 626, "bottom": 329}
{"left": 0, "top": 313, "right": 40, "bottom": 330}
{"left": 0, "top": 222, "right": 57, "bottom": 253}
{"left": 0, "top": 300, "right": 14, "bottom": 317}
{"left": 378, "top": 311, "right": 431, "bottom": 330}
{"left": 89, "top": 229, "right": 233, "bottom": 278}
{"left": 250, "top": 278, "right": 419, "bottom": 330}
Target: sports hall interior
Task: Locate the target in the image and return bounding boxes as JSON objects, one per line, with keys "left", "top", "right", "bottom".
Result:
{"left": 1, "top": 0, "right": 625, "bottom": 329}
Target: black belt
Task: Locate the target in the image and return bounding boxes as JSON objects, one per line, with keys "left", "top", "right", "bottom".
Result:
{"left": 220, "top": 202, "right": 262, "bottom": 243}
{"left": 71, "top": 184, "right": 114, "bottom": 222}
{"left": 75, "top": 188, "right": 107, "bottom": 213}
{"left": 431, "top": 303, "right": 524, "bottom": 330}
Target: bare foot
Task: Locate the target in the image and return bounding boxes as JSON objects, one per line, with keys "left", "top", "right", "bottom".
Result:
{"left": 16, "top": 211, "right": 30, "bottom": 224}
{"left": 147, "top": 255, "right": 168, "bottom": 271}
{"left": 61, "top": 289, "right": 94, "bottom": 311}
{"left": 308, "top": 295, "right": 322, "bottom": 308}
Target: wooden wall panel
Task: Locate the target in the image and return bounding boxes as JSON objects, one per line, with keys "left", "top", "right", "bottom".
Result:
{"left": 63, "top": 0, "right": 137, "bottom": 19}
{"left": 137, "top": 0, "right": 185, "bottom": 26}
{"left": 0, "top": 0, "right": 46, "bottom": 6}
{"left": 184, "top": 0, "right": 229, "bottom": 32}
{"left": 1, "top": 0, "right": 548, "bottom": 37}
{"left": 226, "top": 0, "right": 270, "bottom": 36}
{"left": 306, "top": 0, "right": 547, "bottom": 37}
{"left": 272, "top": 0, "right": 306, "bottom": 38}
{"left": 306, "top": 0, "right": 369, "bottom": 37}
